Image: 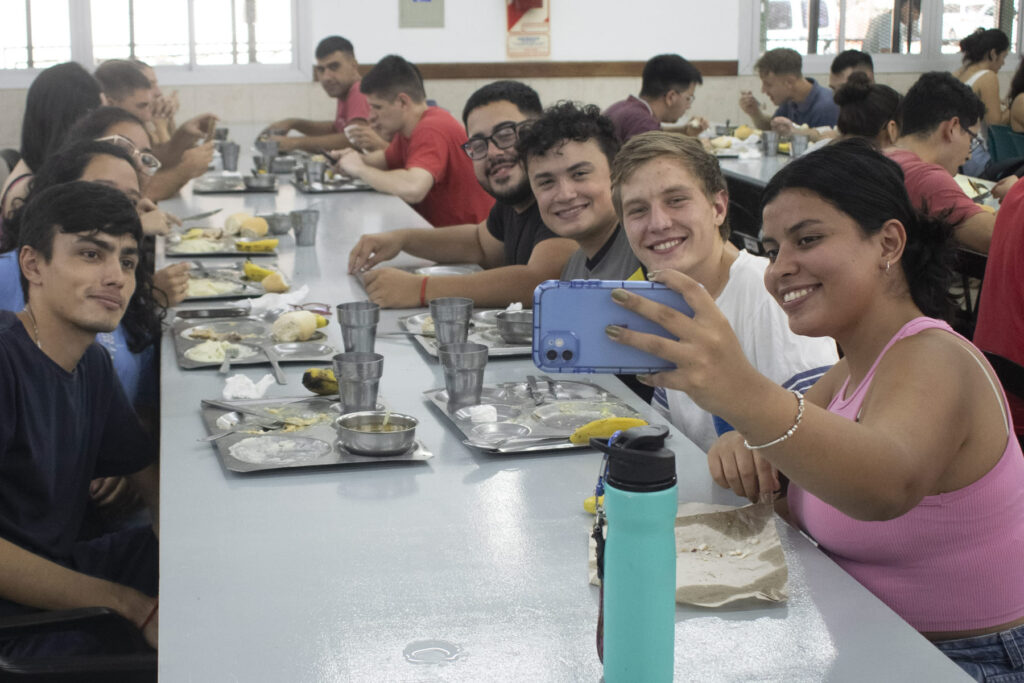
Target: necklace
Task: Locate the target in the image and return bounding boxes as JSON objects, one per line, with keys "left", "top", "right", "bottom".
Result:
{"left": 22, "top": 303, "right": 41, "bottom": 350}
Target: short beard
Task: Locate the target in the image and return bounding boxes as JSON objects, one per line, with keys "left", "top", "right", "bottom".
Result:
{"left": 491, "top": 177, "right": 533, "bottom": 207}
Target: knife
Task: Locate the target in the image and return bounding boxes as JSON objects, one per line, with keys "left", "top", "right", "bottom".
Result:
{"left": 181, "top": 208, "right": 223, "bottom": 222}
{"left": 261, "top": 343, "right": 288, "bottom": 385}
{"left": 201, "top": 399, "right": 304, "bottom": 425}
{"left": 175, "top": 303, "right": 251, "bottom": 319}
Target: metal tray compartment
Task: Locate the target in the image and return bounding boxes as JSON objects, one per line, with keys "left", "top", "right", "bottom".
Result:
{"left": 193, "top": 175, "right": 277, "bottom": 194}
{"left": 423, "top": 378, "right": 641, "bottom": 453}
{"left": 171, "top": 316, "right": 336, "bottom": 369}
{"left": 291, "top": 177, "right": 373, "bottom": 193}
{"left": 399, "top": 309, "right": 530, "bottom": 358}
{"left": 200, "top": 397, "right": 432, "bottom": 472}
{"left": 166, "top": 237, "right": 277, "bottom": 258}
{"left": 184, "top": 261, "right": 269, "bottom": 300}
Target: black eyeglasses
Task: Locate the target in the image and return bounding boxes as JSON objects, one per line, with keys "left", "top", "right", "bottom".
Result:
{"left": 963, "top": 126, "right": 983, "bottom": 153}
{"left": 461, "top": 121, "right": 521, "bottom": 160}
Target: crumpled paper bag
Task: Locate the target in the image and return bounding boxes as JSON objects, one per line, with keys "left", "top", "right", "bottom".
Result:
{"left": 248, "top": 285, "right": 310, "bottom": 316}
{"left": 589, "top": 501, "right": 788, "bottom": 608}
{"left": 223, "top": 373, "right": 276, "bottom": 400}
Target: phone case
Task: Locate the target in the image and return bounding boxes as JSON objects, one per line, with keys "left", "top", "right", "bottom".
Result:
{"left": 532, "top": 279, "right": 694, "bottom": 374}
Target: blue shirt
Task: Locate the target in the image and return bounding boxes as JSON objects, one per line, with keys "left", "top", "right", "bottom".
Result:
{"left": 773, "top": 78, "right": 840, "bottom": 128}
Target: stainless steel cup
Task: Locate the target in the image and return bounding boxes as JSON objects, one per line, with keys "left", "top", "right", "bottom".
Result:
{"left": 790, "top": 134, "right": 809, "bottom": 156}
{"left": 337, "top": 301, "right": 380, "bottom": 353}
{"left": 305, "top": 160, "right": 327, "bottom": 184}
{"left": 255, "top": 138, "right": 279, "bottom": 161}
{"left": 762, "top": 131, "right": 780, "bottom": 157}
{"left": 290, "top": 209, "right": 320, "bottom": 246}
{"left": 429, "top": 297, "right": 473, "bottom": 345}
{"left": 438, "top": 342, "right": 488, "bottom": 411}
{"left": 333, "top": 352, "right": 383, "bottom": 413}
{"left": 221, "top": 142, "right": 240, "bottom": 172}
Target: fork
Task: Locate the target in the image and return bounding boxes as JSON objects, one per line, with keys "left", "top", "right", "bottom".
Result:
{"left": 219, "top": 347, "right": 239, "bottom": 374}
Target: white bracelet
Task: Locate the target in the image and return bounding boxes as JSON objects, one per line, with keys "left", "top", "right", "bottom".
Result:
{"left": 744, "top": 390, "right": 804, "bottom": 450}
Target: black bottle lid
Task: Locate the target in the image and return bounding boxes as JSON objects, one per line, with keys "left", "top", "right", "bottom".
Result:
{"left": 591, "top": 425, "right": 677, "bottom": 492}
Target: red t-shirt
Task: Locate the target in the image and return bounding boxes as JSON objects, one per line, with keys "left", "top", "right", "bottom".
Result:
{"left": 883, "top": 148, "right": 984, "bottom": 226}
{"left": 973, "top": 181, "right": 1024, "bottom": 436}
{"left": 333, "top": 80, "right": 371, "bottom": 133}
{"left": 383, "top": 107, "right": 494, "bottom": 227}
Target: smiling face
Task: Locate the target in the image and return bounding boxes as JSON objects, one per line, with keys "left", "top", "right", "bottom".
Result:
{"left": 620, "top": 156, "right": 729, "bottom": 284}
{"left": 28, "top": 230, "right": 139, "bottom": 335}
{"left": 527, "top": 139, "right": 618, "bottom": 254}
{"left": 315, "top": 50, "right": 361, "bottom": 98}
{"left": 761, "top": 188, "right": 886, "bottom": 338}
{"left": 465, "top": 100, "right": 532, "bottom": 206}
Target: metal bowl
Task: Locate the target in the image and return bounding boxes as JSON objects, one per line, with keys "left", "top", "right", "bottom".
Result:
{"left": 495, "top": 310, "right": 533, "bottom": 345}
{"left": 335, "top": 411, "right": 418, "bottom": 456}
{"left": 258, "top": 212, "right": 292, "bottom": 235}
{"left": 243, "top": 174, "right": 276, "bottom": 190}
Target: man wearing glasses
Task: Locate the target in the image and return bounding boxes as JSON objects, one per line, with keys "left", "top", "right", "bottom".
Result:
{"left": 347, "top": 81, "right": 576, "bottom": 308}
{"left": 604, "top": 54, "right": 708, "bottom": 144}
{"left": 332, "top": 55, "right": 494, "bottom": 228}
{"left": 885, "top": 72, "right": 1018, "bottom": 254}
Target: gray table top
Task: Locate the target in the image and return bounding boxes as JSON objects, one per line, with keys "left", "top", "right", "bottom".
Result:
{"left": 155, "top": 145, "right": 968, "bottom": 681}
{"left": 719, "top": 155, "right": 793, "bottom": 188}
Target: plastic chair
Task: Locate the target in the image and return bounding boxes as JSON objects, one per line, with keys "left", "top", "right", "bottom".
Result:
{"left": 0, "top": 607, "right": 155, "bottom": 682}
{"left": 986, "top": 125, "right": 1024, "bottom": 164}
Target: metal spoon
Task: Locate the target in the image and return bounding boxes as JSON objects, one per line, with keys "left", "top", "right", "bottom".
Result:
{"left": 261, "top": 342, "right": 287, "bottom": 385}
{"left": 219, "top": 347, "right": 239, "bottom": 374}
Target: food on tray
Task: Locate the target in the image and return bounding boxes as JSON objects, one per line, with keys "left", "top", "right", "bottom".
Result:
{"left": 235, "top": 238, "right": 278, "bottom": 253}
{"left": 271, "top": 310, "right": 326, "bottom": 342}
{"left": 734, "top": 124, "right": 754, "bottom": 141}
{"left": 302, "top": 367, "right": 338, "bottom": 395}
{"left": 710, "top": 136, "right": 732, "bottom": 149}
{"left": 240, "top": 216, "right": 269, "bottom": 239}
{"left": 183, "top": 340, "right": 257, "bottom": 362}
{"left": 242, "top": 260, "right": 275, "bottom": 282}
{"left": 466, "top": 404, "right": 498, "bottom": 423}
{"left": 186, "top": 277, "right": 244, "bottom": 298}
{"left": 261, "top": 271, "right": 289, "bottom": 293}
{"left": 224, "top": 212, "right": 252, "bottom": 236}
{"left": 420, "top": 315, "right": 435, "bottom": 335}
{"left": 569, "top": 416, "right": 649, "bottom": 444}
{"left": 168, "top": 238, "right": 222, "bottom": 254}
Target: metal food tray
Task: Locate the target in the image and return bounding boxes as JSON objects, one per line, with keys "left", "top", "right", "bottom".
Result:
{"left": 192, "top": 175, "right": 277, "bottom": 194}
{"left": 200, "top": 396, "right": 433, "bottom": 472}
{"left": 171, "top": 316, "right": 336, "bottom": 369}
{"left": 423, "top": 378, "right": 641, "bottom": 453}
{"left": 399, "top": 310, "right": 531, "bottom": 358}
{"left": 184, "top": 262, "right": 267, "bottom": 301}
{"left": 291, "top": 178, "right": 373, "bottom": 193}
{"left": 165, "top": 238, "right": 277, "bottom": 258}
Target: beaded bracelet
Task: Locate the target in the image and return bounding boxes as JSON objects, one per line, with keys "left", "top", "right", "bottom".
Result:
{"left": 418, "top": 276, "right": 429, "bottom": 307}
{"left": 744, "top": 390, "right": 805, "bottom": 450}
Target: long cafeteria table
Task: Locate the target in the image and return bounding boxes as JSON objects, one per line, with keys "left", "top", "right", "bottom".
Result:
{"left": 155, "top": 144, "right": 968, "bottom": 681}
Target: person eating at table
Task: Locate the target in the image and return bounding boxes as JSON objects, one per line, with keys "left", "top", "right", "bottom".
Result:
{"left": 95, "top": 59, "right": 218, "bottom": 201}
{"left": 347, "top": 81, "right": 576, "bottom": 308}
{"left": 515, "top": 101, "right": 641, "bottom": 281}
{"left": 331, "top": 55, "right": 495, "bottom": 227}
{"left": 739, "top": 48, "right": 839, "bottom": 132}
{"left": 603, "top": 54, "right": 708, "bottom": 143}
{"left": 611, "top": 131, "right": 836, "bottom": 454}
{"left": 604, "top": 139, "right": 1024, "bottom": 679}
{"left": 884, "top": 71, "right": 1016, "bottom": 254}
{"left": 0, "top": 182, "right": 160, "bottom": 655}
{"left": 262, "top": 35, "right": 387, "bottom": 154}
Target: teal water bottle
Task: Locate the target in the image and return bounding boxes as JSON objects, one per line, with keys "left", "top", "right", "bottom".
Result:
{"left": 593, "top": 426, "right": 677, "bottom": 682}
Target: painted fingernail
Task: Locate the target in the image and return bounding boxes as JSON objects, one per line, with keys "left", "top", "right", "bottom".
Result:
{"left": 610, "top": 288, "right": 629, "bottom": 303}
{"left": 605, "top": 324, "right": 623, "bottom": 338}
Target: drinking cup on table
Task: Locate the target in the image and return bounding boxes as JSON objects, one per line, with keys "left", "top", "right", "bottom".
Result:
{"left": 438, "top": 342, "right": 488, "bottom": 411}
{"left": 305, "top": 159, "right": 327, "bottom": 184}
{"left": 220, "top": 142, "right": 240, "bottom": 172}
{"left": 290, "top": 209, "right": 320, "bottom": 246}
{"left": 337, "top": 301, "right": 380, "bottom": 353}
{"left": 761, "top": 131, "right": 780, "bottom": 157}
{"left": 255, "top": 138, "right": 279, "bottom": 161}
{"left": 429, "top": 297, "right": 473, "bottom": 345}
{"left": 790, "top": 134, "right": 809, "bottom": 157}
{"left": 333, "top": 352, "right": 383, "bottom": 413}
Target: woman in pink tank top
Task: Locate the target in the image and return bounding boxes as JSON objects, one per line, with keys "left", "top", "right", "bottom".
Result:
{"left": 607, "top": 138, "right": 1024, "bottom": 681}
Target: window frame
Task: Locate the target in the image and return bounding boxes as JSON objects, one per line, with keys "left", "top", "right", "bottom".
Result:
{"left": 0, "top": 0, "right": 310, "bottom": 88}
{"left": 740, "top": 0, "right": 1024, "bottom": 74}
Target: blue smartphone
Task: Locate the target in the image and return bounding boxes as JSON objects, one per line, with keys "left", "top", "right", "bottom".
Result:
{"left": 532, "top": 279, "right": 694, "bottom": 374}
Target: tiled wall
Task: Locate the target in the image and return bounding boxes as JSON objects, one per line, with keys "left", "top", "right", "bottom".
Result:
{"left": 0, "top": 71, "right": 1004, "bottom": 150}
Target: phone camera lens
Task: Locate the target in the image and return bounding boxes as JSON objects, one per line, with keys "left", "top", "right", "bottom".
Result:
{"left": 562, "top": 350, "right": 574, "bottom": 361}
{"left": 546, "top": 349, "right": 557, "bottom": 361}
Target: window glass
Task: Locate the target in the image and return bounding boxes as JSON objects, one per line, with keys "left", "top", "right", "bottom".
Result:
{"left": 29, "top": 0, "right": 72, "bottom": 68}
{"left": 941, "top": 0, "right": 1014, "bottom": 54}
{"left": 133, "top": 0, "right": 190, "bottom": 65}
{"left": 0, "top": 2, "right": 30, "bottom": 69}
{"left": 849, "top": 0, "right": 923, "bottom": 54}
{"left": 763, "top": 0, "right": 840, "bottom": 53}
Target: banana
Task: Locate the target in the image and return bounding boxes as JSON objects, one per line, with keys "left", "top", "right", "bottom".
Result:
{"left": 583, "top": 494, "right": 605, "bottom": 515}
{"left": 235, "top": 238, "right": 278, "bottom": 252}
{"left": 314, "top": 314, "right": 328, "bottom": 328}
{"left": 183, "top": 228, "right": 205, "bottom": 240}
{"left": 242, "top": 260, "right": 275, "bottom": 282}
{"left": 569, "top": 417, "right": 649, "bottom": 445}
{"left": 302, "top": 367, "right": 338, "bottom": 396}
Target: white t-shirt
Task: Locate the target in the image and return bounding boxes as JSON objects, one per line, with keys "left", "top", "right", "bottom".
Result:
{"left": 653, "top": 250, "right": 838, "bottom": 452}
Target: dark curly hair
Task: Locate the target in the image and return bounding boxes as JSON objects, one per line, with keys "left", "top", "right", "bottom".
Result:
{"left": 12, "top": 152, "right": 163, "bottom": 352}
{"left": 514, "top": 101, "right": 619, "bottom": 170}
{"left": 959, "top": 28, "right": 1010, "bottom": 65}
{"left": 761, "top": 138, "right": 957, "bottom": 320}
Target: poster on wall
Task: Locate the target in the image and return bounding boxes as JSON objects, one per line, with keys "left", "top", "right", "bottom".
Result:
{"left": 507, "top": 0, "right": 550, "bottom": 59}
